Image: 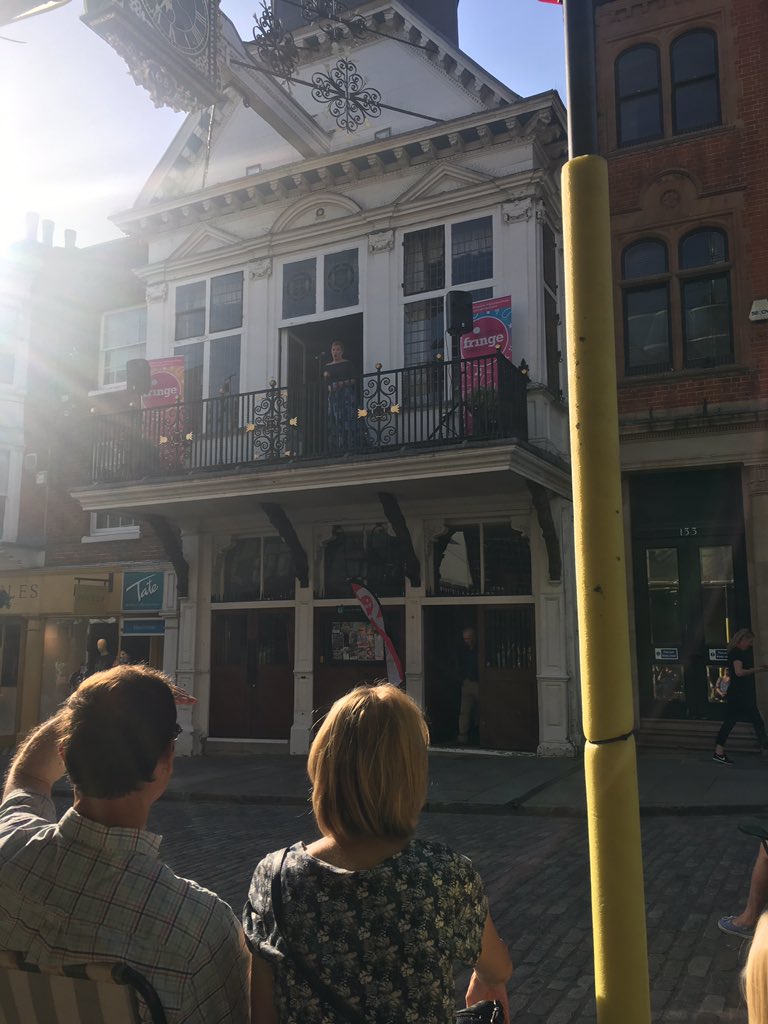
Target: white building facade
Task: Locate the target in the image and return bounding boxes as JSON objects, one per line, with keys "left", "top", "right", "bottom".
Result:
{"left": 77, "top": 0, "right": 580, "bottom": 755}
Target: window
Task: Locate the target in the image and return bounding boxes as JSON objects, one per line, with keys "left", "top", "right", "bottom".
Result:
{"left": 679, "top": 228, "right": 732, "bottom": 368}
{"left": 89, "top": 512, "right": 140, "bottom": 540}
{"left": 671, "top": 30, "right": 720, "bottom": 134}
{"left": 324, "top": 526, "right": 405, "bottom": 598}
{"left": 0, "top": 306, "right": 17, "bottom": 386}
{"left": 281, "top": 250, "right": 360, "bottom": 320}
{"left": 175, "top": 282, "right": 206, "bottom": 340}
{"left": 100, "top": 307, "right": 146, "bottom": 387}
{"left": 175, "top": 273, "right": 243, "bottom": 341}
{"left": 175, "top": 335, "right": 241, "bottom": 403}
{"left": 620, "top": 228, "right": 733, "bottom": 375}
{"left": 403, "top": 227, "right": 445, "bottom": 296}
{"left": 402, "top": 218, "right": 495, "bottom": 377}
{"left": 616, "top": 45, "right": 663, "bottom": 146}
{"left": 433, "top": 523, "right": 531, "bottom": 596}
{"left": 622, "top": 239, "right": 671, "bottom": 375}
{"left": 209, "top": 273, "right": 244, "bottom": 333}
{"left": 452, "top": 217, "right": 493, "bottom": 286}
{"left": 216, "top": 536, "right": 296, "bottom": 602}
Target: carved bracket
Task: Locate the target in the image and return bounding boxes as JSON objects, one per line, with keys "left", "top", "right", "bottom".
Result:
{"left": 142, "top": 515, "right": 190, "bottom": 599}
{"left": 378, "top": 491, "right": 421, "bottom": 588}
{"left": 527, "top": 481, "right": 562, "bottom": 583}
{"left": 261, "top": 502, "right": 309, "bottom": 588}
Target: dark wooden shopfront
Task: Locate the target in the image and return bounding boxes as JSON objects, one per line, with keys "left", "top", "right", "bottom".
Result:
{"left": 209, "top": 609, "right": 294, "bottom": 739}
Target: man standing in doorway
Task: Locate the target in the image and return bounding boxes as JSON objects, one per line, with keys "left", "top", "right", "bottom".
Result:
{"left": 457, "top": 627, "right": 480, "bottom": 745}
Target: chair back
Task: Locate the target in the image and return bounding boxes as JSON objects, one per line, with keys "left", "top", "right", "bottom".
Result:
{"left": 0, "top": 951, "right": 167, "bottom": 1024}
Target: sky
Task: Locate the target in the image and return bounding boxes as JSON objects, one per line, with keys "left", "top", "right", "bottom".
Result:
{"left": 0, "top": 0, "right": 566, "bottom": 254}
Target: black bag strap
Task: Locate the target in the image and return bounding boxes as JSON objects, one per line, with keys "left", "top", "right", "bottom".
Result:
{"left": 270, "top": 847, "right": 368, "bottom": 1024}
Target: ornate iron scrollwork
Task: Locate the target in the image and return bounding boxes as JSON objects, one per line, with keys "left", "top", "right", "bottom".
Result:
{"left": 252, "top": 0, "right": 299, "bottom": 78}
{"left": 311, "top": 58, "right": 381, "bottom": 132}
{"left": 247, "top": 385, "right": 290, "bottom": 461}
{"left": 362, "top": 369, "right": 399, "bottom": 448}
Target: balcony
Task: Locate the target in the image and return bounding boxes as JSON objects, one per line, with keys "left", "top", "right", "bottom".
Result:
{"left": 91, "top": 353, "right": 529, "bottom": 485}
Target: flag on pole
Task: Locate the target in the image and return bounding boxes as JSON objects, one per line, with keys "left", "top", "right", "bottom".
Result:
{"left": 350, "top": 580, "right": 404, "bottom": 686}
{"left": 537, "top": 0, "right": 562, "bottom": 4}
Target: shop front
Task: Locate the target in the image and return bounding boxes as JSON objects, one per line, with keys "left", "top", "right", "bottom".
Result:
{"left": 630, "top": 467, "right": 750, "bottom": 726}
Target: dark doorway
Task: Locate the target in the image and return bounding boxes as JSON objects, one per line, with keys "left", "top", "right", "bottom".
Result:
{"left": 631, "top": 468, "right": 750, "bottom": 721}
{"left": 424, "top": 605, "right": 538, "bottom": 751}
{"left": 209, "top": 610, "right": 294, "bottom": 739}
{"left": 283, "top": 314, "right": 364, "bottom": 457}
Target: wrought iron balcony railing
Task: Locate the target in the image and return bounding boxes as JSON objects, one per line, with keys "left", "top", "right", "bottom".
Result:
{"left": 91, "top": 352, "right": 528, "bottom": 484}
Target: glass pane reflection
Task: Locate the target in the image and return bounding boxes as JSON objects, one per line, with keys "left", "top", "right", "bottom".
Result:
{"left": 646, "top": 548, "right": 681, "bottom": 644}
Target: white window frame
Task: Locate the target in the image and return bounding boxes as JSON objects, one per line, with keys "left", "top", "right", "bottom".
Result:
{"left": 172, "top": 271, "right": 245, "bottom": 399}
{"left": 98, "top": 305, "right": 147, "bottom": 391}
{"left": 0, "top": 304, "right": 19, "bottom": 389}
{"left": 400, "top": 213, "right": 498, "bottom": 364}
{"left": 83, "top": 512, "right": 140, "bottom": 544}
{"left": 278, "top": 245, "right": 363, "bottom": 327}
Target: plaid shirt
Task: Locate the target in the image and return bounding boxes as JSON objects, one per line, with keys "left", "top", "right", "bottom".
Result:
{"left": 0, "top": 789, "right": 250, "bottom": 1023}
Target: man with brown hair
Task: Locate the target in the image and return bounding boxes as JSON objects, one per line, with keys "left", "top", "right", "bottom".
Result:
{"left": 0, "top": 666, "right": 250, "bottom": 1023}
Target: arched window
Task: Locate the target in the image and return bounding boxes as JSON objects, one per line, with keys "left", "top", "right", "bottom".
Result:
{"left": 616, "top": 45, "right": 663, "bottom": 146}
{"left": 621, "top": 240, "right": 671, "bottom": 375}
{"left": 671, "top": 30, "right": 721, "bottom": 134}
{"left": 679, "top": 228, "right": 732, "bottom": 368}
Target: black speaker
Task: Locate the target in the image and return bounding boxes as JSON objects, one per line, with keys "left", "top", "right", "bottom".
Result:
{"left": 126, "top": 358, "right": 152, "bottom": 396}
{"left": 446, "top": 290, "right": 474, "bottom": 335}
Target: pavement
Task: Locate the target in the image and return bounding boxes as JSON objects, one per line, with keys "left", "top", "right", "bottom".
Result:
{"left": 53, "top": 744, "right": 767, "bottom": 816}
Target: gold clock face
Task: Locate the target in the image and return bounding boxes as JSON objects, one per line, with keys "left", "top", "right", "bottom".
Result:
{"left": 139, "top": 0, "right": 211, "bottom": 57}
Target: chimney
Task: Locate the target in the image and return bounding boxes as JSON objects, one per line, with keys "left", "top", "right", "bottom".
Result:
{"left": 64, "top": 229, "right": 77, "bottom": 249}
{"left": 25, "top": 212, "right": 39, "bottom": 243}
{"left": 41, "top": 219, "right": 55, "bottom": 246}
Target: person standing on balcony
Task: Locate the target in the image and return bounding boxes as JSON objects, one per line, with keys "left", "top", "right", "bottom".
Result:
{"left": 324, "top": 341, "right": 360, "bottom": 451}
{"left": 457, "top": 627, "right": 480, "bottom": 745}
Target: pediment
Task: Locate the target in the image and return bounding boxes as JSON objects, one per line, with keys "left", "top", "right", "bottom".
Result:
{"left": 395, "top": 164, "right": 494, "bottom": 206}
{"left": 271, "top": 194, "right": 362, "bottom": 235}
{"left": 167, "top": 225, "right": 243, "bottom": 264}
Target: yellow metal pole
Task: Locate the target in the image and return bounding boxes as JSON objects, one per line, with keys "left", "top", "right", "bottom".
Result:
{"left": 562, "top": 154, "right": 651, "bottom": 1024}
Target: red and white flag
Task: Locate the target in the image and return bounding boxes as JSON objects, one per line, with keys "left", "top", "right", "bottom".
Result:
{"left": 538, "top": 0, "right": 562, "bottom": 4}
{"left": 350, "top": 580, "right": 404, "bottom": 686}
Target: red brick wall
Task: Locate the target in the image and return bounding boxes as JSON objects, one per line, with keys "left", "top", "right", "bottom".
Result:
{"left": 596, "top": 0, "right": 768, "bottom": 415}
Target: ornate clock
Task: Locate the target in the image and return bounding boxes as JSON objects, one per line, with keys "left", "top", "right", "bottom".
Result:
{"left": 82, "top": 0, "right": 221, "bottom": 112}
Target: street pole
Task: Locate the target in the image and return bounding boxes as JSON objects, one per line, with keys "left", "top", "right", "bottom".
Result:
{"left": 560, "top": 1, "right": 651, "bottom": 1021}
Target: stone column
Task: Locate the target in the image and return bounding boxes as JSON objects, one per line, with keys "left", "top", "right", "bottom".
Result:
{"left": 290, "top": 523, "right": 314, "bottom": 755}
{"left": 531, "top": 499, "right": 576, "bottom": 756}
{"left": 174, "top": 530, "right": 208, "bottom": 756}
{"left": 404, "top": 517, "right": 425, "bottom": 709}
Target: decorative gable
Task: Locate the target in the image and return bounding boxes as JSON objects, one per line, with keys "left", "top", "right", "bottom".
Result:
{"left": 270, "top": 194, "right": 362, "bottom": 235}
{"left": 166, "top": 225, "right": 243, "bottom": 265}
{"left": 395, "top": 164, "right": 494, "bottom": 206}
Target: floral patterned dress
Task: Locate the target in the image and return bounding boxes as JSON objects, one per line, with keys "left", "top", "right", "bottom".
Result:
{"left": 244, "top": 839, "right": 488, "bottom": 1024}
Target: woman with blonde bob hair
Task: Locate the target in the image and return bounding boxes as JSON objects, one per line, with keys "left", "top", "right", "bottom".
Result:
{"left": 244, "top": 683, "right": 512, "bottom": 1024}
{"left": 744, "top": 912, "right": 768, "bottom": 1022}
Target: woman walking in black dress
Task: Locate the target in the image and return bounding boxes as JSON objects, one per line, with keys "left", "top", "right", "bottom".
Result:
{"left": 713, "top": 629, "right": 768, "bottom": 765}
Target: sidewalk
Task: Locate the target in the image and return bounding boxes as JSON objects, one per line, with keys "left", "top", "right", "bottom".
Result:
{"left": 131, "top": 746, "right": 768, "bottom": 816}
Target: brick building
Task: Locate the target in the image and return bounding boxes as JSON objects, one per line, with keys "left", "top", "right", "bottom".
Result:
{"left": 594, "top": 0, "right": 768, "bottom": 744}
{"left": 0, "top": 222, "right": 177, "bottom": 745}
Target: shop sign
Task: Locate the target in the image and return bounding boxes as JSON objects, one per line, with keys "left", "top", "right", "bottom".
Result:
{"left": 123, "top": 572, "right": 164, "bottom": 611}
{"left": 0, "top": 580, "right": 41, "bottom": 612}
{"left": 123, "top": 619, "right": 165, "bottom": 636}
{"left": 709, "top": 648, "right": 728, "bottom": 662}
{"left": 74, "top": 582, "right": 112, "bottom": 615}
{"left": 654, "top": 647, "right": 678, "bottom": 661}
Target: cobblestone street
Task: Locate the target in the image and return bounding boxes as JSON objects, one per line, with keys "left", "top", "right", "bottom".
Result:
{"left": 118, "top": 799, "right": 760, "bottom": 1024}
